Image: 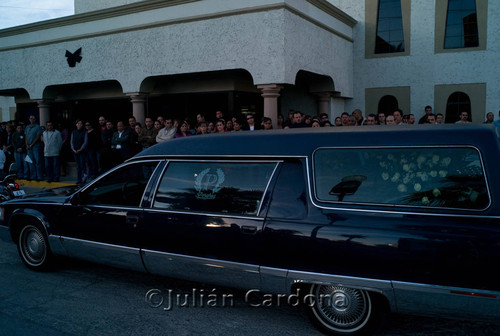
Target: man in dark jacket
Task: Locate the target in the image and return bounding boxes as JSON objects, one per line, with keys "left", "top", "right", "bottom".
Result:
{"left": 12, "top": 124, "right": 28, "bottom": 179}
{"left": 111, "top": 121, "right": 130, "bottom": 165}
{"left": 71, "top": 120, "right": 88, "bottom": 184}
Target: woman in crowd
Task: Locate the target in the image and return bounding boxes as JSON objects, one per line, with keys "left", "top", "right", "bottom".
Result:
{"left": 213, "top": 119, "right": 228, "bottom": 133}
{"left": 196, "top": 122, "right": 208, "bottom": 135}
{"left": 174, "top": 121, "right": 192, "bottom": 138}
{"left": 129, "top": 123, "right": 143, "bottom": 155}
{"left": 225, "top": 120, "right": 233, "bottom": 132}
{"left": 262, "top": 117, "right": 273, "bottom": 130}
{"left": 154, "top": 120, "right": 162, "bottom": 132}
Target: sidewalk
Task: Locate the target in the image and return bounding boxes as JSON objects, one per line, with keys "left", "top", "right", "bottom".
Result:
{"left": 16, "top": 162, "right": 79, "bottom": 190}
{"left": 17, "top": 177, "right": 77, "bottom": 190}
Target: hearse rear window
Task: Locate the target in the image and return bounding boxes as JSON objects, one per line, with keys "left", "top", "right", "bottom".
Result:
{"left": 314, "top": 147, "right": 489, "bottom": 210}
{"left": 153, "top": 161, "right": 276, "bottom": 215}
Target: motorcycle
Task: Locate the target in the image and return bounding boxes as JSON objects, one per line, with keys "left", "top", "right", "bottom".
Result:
{"left": 0, "top": 164, "right": 25, "bottom": 202}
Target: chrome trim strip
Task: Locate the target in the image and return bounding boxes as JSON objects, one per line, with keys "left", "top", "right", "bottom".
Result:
{"left": 257, "top": 162, "right": 280, "bottom": 216}
{"left": 142, "top": 248, "right": 259, "bottom": 271}
{"left": 62, "top": 204, "right": 142, "bottom": 212}
{"left": 47, "top": 235, "right": 68, "bottom": 256}
{"left": 286, "top": 269, "right": 395, "bottom": 308}
{"left": 392, "top": 281, "right": 500, "bottom": 320}
{"left": 59, "top": 236, "right": 145, "bottom": 272}
{"left": 59, "top": 236, "right": 141, "bottom": 253}
{"left": 141, "top": 249, "right": 260, "bottom": 290}
{"left": 130, "top": 155, "right": 308, "bottom": 161}
{"left": 142, "top": 208, "right": 265, "bottom": 221}
{"left": 9, "top": 202, "right": 66, "bottom": 206}
{"left": 148, "top": 161, "right": 168, "bottom": 207}
{"left": 259, "top": 266, "right": 289, "bottom": 294}
{"left": 310, "top": 145, "right": 492, "bottom": 212}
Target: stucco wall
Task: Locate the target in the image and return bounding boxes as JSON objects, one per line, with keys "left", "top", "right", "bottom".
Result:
{"left": 0, "top": 0, "right": 354, "bottom": 101}
{"left": 347, "top": 0, "right": 499, "bottom": 119}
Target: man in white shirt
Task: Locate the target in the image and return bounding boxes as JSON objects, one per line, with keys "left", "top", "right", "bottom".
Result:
{"left": 156, "top": 118, "right": 177, "bottom": 143}
{"left": 42, "top": 121, "right": 63, "bottom": 182}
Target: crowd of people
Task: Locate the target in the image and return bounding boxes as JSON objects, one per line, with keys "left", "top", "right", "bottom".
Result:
{"left": 1, "top": 107, "right": 497, "bottom": 184}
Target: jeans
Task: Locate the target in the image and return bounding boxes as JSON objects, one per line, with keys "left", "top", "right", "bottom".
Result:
{"left": 73, "top": 151, "right": 87, "bottom": 183}
{"left": 27, "top": 145, "right": 44, "bottom": 180}
{"left": 45, "top": 156, "right": 60, "bottom": 182}
{"left": 14, "top": 152, "right": 29, "bottom": 179}
{"left": 86, "top": 148, "right": 98, "bottom": 179}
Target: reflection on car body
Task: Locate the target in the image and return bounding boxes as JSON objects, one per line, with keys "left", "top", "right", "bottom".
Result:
{"left": 1, "top": 125, "right": 499, "bottom": 335}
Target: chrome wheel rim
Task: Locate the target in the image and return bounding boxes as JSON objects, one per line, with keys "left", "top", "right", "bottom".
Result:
{"left": 20, "top": 225, "right": 46, "bottom": 266}
{"left": 312, "top": 285, "right": 371, "bottom": 332}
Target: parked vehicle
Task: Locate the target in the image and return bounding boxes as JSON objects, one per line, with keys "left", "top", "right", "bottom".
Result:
{"left": 0, "top": 164, "right": 25, "bottom": 201}
{"left": 0, "top": 125, "right": 499, "bottom": 335}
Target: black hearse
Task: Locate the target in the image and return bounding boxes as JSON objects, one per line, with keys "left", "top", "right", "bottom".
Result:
{"left": 1, "top": 125, "right": 499, "bottom": 335}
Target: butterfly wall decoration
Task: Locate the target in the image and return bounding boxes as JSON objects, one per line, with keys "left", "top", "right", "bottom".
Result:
{"left": 65, "top": 48, "right": 82, "bottom": 67}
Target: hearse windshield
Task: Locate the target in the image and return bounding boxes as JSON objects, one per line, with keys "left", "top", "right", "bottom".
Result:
{"left": 314, "top": 147, "right": 489, "bottom": 210}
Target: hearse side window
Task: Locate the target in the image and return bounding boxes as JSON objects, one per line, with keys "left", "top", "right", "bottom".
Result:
{"left": 153, "top": 162, "right": 276, "bottom": 215}
{"left": 82, "top": 161, "right": 159, "bottom": 207}
{"left": 314, "top": 147, "right": 489, "bottom": 210}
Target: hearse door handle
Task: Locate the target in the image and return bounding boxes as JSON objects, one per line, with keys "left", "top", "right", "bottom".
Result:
{"left": 241, "top": 225, "right": 257, "bottom": 235}
{"left": 127, "top": 215, "right": 140, "bottom": 228}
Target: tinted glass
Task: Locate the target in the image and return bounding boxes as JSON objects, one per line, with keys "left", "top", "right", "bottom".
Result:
{"left": 314, "top": 147, "right": 488, "bottom": 210}
{"left": 375, "top": 0, "right": 405, "bottom": 54}
{"left": 444, "top": 0, "right": 479, "bottom": 49}
{"left": 83, "top": 161, "right": 159, "bottom": 207}
{"left": 153, "top": 162, "right": 276, "bottom": 215}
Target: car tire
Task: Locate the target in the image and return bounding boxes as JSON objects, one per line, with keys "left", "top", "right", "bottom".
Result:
{"left": 305, "top": 284, "right": 382, "bottom": 336}
{"left": 17, "top": 223, "right": 53, "bottom": 271}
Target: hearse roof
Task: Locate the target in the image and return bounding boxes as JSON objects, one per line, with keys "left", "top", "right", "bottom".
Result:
{"left": 133, "top": 124, "right": 499, "bottom": 159}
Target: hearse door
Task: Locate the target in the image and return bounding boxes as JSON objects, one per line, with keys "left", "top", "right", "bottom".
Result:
{"left": 57, "top": 161, "right": 160, "bottom": 271}
{"left": 140, "top": 160, "right": 279, "bottom": 290}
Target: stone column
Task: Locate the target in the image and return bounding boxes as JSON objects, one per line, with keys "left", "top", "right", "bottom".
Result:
{"left": 257, "top": 84, "right": 283, "bottom": 129}
{"left": 127, "top": 93, "right": 147, "bottom": 126}
{"left": 36, "top": 100, "right": 51, "bottom": 127}
{"left": 316, "top": 92, "right": 332, "bottom": 119}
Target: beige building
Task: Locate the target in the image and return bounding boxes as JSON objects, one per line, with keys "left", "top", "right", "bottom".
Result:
{"left": 0, "top": 0, "right": 498, "bottom": 126}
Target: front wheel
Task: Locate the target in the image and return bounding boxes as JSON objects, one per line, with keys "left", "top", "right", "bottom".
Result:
{"left": 306, "top": 284, "right": 382, "bottom": 336}
{"left": 17, "top": 223, "right": 53, "bottom": 271}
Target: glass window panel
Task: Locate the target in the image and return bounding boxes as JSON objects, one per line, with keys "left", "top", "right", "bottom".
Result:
{"left": 378, "top": 19, "right": 391, "bottom": 32}
{"left": 83, "top": 161, "right": 159, "bottom": 207}
{"left": 314, "top": 148, "right": 488, "bottom": 210}
{"left": 446, "top": 24, "right": 463, "bottom": 37}
{"left": 153, "top": 162, "right": 276, "bottom": 215}
{"left": 375, "top": 0, "right": 405, "bottom": 54}
{"left": 444, "top": 0, "right": 479, "bottom": 49}
{"left": 445, "top": 36, "right": 463, "bottom": 49}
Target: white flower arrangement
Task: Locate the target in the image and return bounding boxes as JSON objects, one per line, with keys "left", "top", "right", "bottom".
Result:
{"left": 391, "top": 172, "right": 401, "bottom": 183}
{"left": 440, "top": 157, "right": 452, "bottom": 167}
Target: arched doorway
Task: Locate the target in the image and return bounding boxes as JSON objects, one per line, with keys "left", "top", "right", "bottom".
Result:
{"left": 378, "top": 95, "right": 399, "bottom": 116}
{"left": 445, "top": 91, "right": 471, "bottom": 123}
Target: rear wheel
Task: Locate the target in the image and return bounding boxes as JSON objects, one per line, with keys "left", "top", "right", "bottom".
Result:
{"left": 17, "top": 223, "right": 53, "bottom": 271}
{"left": 306, "top": 284, "right": 382, "bottom": 336}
